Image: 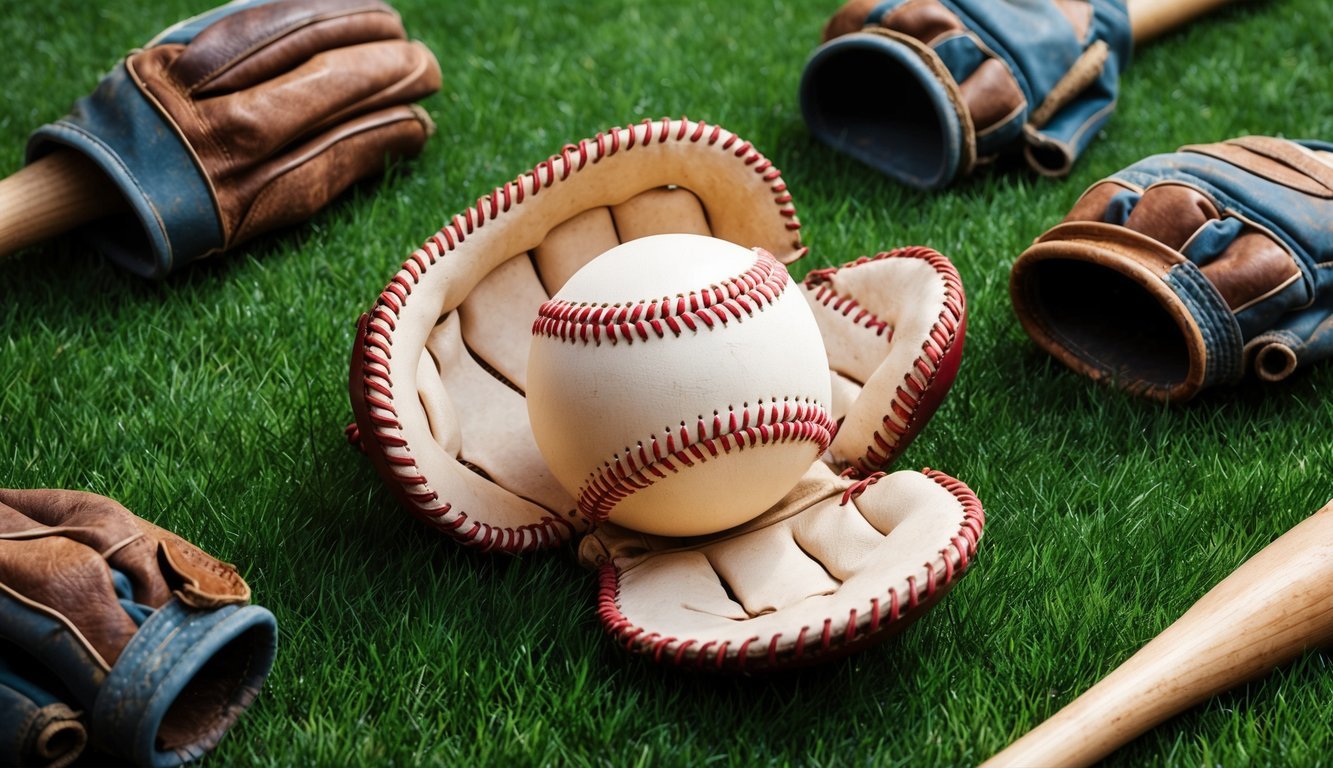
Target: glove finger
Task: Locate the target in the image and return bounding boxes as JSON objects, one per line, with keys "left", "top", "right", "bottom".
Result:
{"left": 229, "top": 103, "right": 433, "bottom": 245}
{"left": 1119, "top": 184, "right": 1220, "bottom": 250}
{"left": 872, "top": 0, "right": 1024, "bottom": 137}
{"left": 0, "top": 489, "right": 173, "bottom": 607}
{"left": 172, "top": 0, "right": 409, "bottom": 95}
{"left": 128, "top": 517, "right": 252, "bottom": 609}
{"left": 0, "top": 537, "right": 140, "bottom": 669}
{"left": 184, "top": 38, "right": 440, "bottom": 167}
{"left": 532, "top": 207, "right": 622, "bottom": 295}
{"left": 437, "top": 296, "right": 576, "bottom": 515}
{"left": 822, "top": 0, "right": 882, "bottom": 40}
{"left": 801, "top": 248, "right": 965, "bottom": 473}
{"left": 1061, "top": 179, "right": 1306, "bottom": 326}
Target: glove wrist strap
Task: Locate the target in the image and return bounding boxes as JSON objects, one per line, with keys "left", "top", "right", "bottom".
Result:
{"left": 91, "top": 599, "right": 276, "bottom": 768}
{"left": 25, "top": 62, "right": 222, "bottom": 279}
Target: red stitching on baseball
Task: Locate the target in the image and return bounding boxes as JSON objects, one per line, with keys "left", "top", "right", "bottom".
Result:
{"left": 533, "top": 249, "right": 790, "bottom": 345}
{"left": 576, "top": 397, "right": 837, "bottom": 525}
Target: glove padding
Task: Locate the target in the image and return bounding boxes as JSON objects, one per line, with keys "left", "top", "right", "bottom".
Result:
{"left": 27, "top": 0, "right": 441, "bottom": 278}
{"left": 800, "top": 0, "right": 1131, "bottom": 189}
{"left": 348, "top": 117, "right": 983, "bottom": 670}
{"left": 1010, "top": 136, "right": 1333, "bottom": 401}
{"left": 0, "top": 489, "right": 277, "bottom": 767}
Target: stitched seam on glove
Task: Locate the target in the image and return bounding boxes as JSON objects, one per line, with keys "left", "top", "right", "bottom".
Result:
{"left": 806, "top": 247, "right": 965, "bottom": 473}
{"left": 595, "top": 467, "right": 984, "bottom": 671}
{"left": 185, "top": 5, "right": 397, "bottom": 93}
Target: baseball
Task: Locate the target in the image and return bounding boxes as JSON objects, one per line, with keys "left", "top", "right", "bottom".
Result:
{"left": 527, "top": 233, "right": 835, "bottom": 537}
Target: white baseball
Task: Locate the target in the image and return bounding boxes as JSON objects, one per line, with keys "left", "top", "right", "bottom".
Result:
{"left": 527, "top": 233, "right": 835, "bottom": 537}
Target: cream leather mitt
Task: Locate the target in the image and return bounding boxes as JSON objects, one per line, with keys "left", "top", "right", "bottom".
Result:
{"left": 348, "top": 117, "right": 984, "bottom": 671}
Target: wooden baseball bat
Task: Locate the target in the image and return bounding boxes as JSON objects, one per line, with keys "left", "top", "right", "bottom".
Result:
{"left": 1129, "top": 0, "right": 1238, "bottom": 43}
{"left": 983, "top": 499, "right": 1333, "bottom": 768}
{"left": 0, "top": 151, "right": 125, "bottom": 258}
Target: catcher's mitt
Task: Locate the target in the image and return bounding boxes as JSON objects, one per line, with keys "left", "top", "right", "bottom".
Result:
{"left": 27, "top": 0, "right": 440, "bottom": 278}
{"left": 348, "top": 117, "right": 983, "bottom": 671}
{"left": 0, "top": 489, "right": 276, "bottom": 767}
{"left": 1011, "top": 136, "right": 1333, "bottom": 401}
{"left": 800, "top": 0, "right": 1131, "bottom": 189}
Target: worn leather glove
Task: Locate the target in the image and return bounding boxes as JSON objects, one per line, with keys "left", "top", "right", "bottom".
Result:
{"left": 0, "top": 489, "right": 277, "bottom": 767}
{"left": 800, "top": 0, "right": 1131, "bottom": 189}
{"left": 26, "top": 0, "right": 441, "bottom": 278}
{"left": 348, "top": 117, "right": 984, "bottom": 671}
{"left": 1011, "top": 136, "right": 1333, "bottom": 401}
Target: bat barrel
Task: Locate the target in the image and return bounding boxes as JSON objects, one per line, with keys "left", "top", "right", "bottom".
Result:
{"left": 1128, "top": 0, "right": 1236, "bottom": 43}
{"left": 984, "top": 500, "right": 1333, "bottom": 768}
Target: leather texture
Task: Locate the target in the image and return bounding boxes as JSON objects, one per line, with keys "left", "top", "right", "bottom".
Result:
{"left": 348, "top": 117, "right": 984, "bottom": 671}
{"left": 1010, "top": 136, "right": 1333, "bottom": 401}
{"left": 26, "top": 0, "right": 441, "bottom": 278}
{"left": 800, "top": 0, "right": 1131, "bottom": 189}
{"left": 0, "top": 489, "right": 277, "bottom": 767}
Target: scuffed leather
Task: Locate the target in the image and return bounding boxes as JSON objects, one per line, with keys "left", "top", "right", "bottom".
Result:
{"left": 27, "top": 0, "right": 441, "bottom": 278}
{"left": 349, "top": 118, "right": 983, "bottom": 670}
{"left": 1011, "top": 136, "right": 1333, "bottom": 401}
{"left": 801, "top": 0, "right": 1130, "bottom": 189}
{"left": 0, "top": 489, "right": 276, "bottom": 767}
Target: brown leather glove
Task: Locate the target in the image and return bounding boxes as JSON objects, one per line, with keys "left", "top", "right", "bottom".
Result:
{"left": 27, "top": 0, "right": 442, "bottom": 278}
{"left": 0, "top": 489, "right": 277, "bottom": 767}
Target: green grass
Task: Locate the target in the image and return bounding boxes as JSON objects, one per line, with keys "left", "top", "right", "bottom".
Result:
{"left": 3, "top": 0, "right": 1332, "bottom": 765}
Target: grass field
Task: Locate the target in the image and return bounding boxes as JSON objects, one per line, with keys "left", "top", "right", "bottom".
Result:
{"left": 2, "top": 0, "right": 1332, "bottom": 765}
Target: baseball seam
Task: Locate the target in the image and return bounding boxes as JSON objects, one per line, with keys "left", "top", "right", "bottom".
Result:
{"left": 533, "top": 248, "right": 789, "bottom": 345}
{"left": 805, "top": 247, "right": 965, "bottom": 473}
{"left": 351, "top": 117, "right": 804, "bottom": 552}
{"left": 577, "top": 397, "right": 838, "bottom": 525}
{"left": 595, "top": 467, "right": 985, "bottom": 671}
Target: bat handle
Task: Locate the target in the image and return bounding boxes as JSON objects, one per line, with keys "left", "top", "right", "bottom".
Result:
{"left": 983, "top": 500, "right": 1333, "bottom": 768}
{"left": 0, "top": 150, "right": 127, "bottom": 259}
{"left": 1128, "top": 0, "right": 1237, "bottom": 44}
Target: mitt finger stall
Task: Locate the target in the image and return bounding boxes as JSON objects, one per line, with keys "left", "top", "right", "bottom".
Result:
{"left": 0, "top": 489, "right": 277, "bottom": 767}
{"left": 1011, "top": 136, "right": 1333, "bottom": 401}
{"left": 349, "top": 117, "right": 982, "bottom": 670}
{"left": 26, "top": 0, "right": 441, "bottom": 278}
{"left": 800, "top": 0, "right": 1131, "bottom": 189}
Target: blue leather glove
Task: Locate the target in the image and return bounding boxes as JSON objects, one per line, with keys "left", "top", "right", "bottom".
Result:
{"left": 0, "top": 656, "right": 86, "bottom": 768}
{"left": 800, "top": 0, "right": 1131, "bottom": 189}
{"left": 0, "top": 489, "right": 276, "bottom": 767}
{"left": 1011, "top": 136, "right": 1333, "bottom": 401}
